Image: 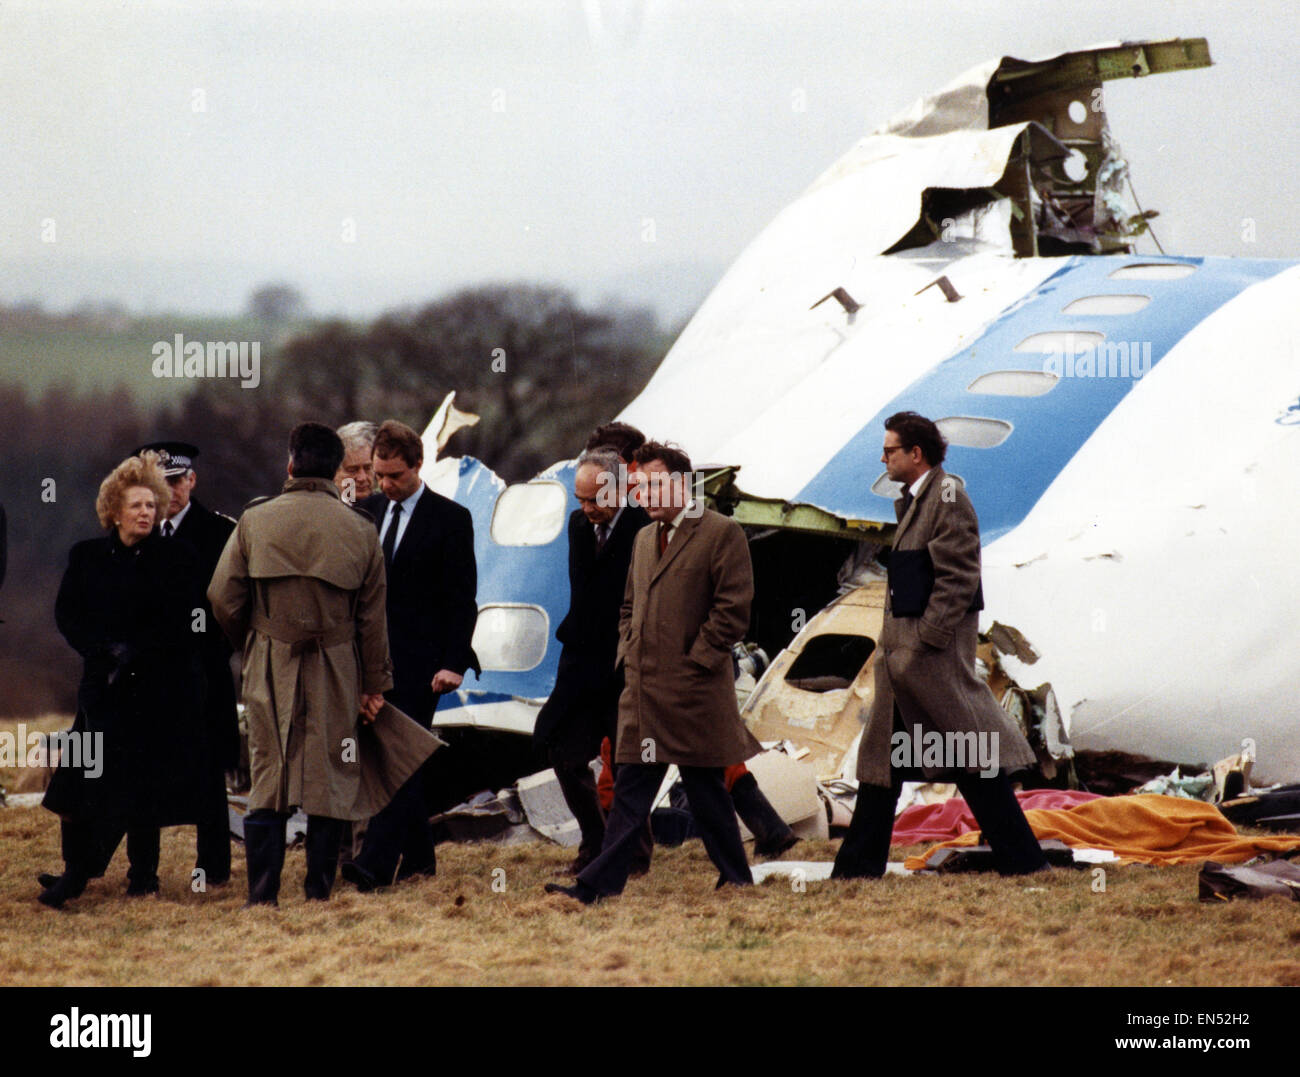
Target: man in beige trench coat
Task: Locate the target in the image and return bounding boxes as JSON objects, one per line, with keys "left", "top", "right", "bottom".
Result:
{"left": 832, "top": 411, "right": 1046, "bottom": 879}
{"left": 546, "top": 441, "right": 762, "bottom": 904}
{"left": 209, "top": 422, "right": 440, "bottom": 905}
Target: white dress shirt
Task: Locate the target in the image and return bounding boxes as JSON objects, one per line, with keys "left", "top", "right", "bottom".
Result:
{"left": 378, "top": 483, "right": 425, "bottom": 554}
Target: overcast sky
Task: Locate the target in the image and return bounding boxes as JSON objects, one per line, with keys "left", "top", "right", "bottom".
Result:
{"left": 2, "top": 0, "right": 1295, "bottom": 321}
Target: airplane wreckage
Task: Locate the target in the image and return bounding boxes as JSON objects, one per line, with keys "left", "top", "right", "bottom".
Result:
{"left": 415, "top": 38, "right": 1300, "bottom": 794}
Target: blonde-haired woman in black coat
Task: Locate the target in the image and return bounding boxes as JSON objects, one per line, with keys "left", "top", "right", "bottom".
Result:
{"left": 39, "top": 452, "right": 210, "bottom": 908}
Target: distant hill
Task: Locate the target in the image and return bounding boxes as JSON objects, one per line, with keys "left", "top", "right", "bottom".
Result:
{"left": 0, "top": 311, "right": 317, "bottom": 407}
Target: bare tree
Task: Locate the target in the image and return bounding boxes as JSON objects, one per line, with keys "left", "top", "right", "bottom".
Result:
{"left": 247, "top": 282, "right": 307, "bottom": 323}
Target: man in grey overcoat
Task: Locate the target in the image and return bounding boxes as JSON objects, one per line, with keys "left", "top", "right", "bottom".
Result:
{"left": 546, "top": 441, "right": 762, "bottom": 904}
{"left": 833, "top": 411, "right": 1046, "bottom": 878}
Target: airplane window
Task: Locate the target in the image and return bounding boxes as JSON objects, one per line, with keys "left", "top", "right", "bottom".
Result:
{"left": 1061, "top": 294, "right": 1151, "bottom": 315}
{"left": 785, "top": 633, "right": 875, "bottom": 692}
{"left": 1061, "top": 150, "right": 1089, "bottom": 182}
{"left": 871, "top": 471, "right": 966, "bottom": 498}
{"left": 936, "top": 416, "right": 1012, "bottom": 448}
{"left": 871, "top": 473, "right": 903, "bottom": 499}
{"left": 471, "top": 603, "right": 549, "bottom": 672}
{"left": 966, "top": 371, "right": 1059, "bottom": 397}
{"left": 490, "top": 481, "right": 568, "bottom": 546}
{"left": 1109, "top": 263, "right": 1196, "bottom": 281}
{"left": 1014, "top": 330, "right": 1104, "bottom": 353}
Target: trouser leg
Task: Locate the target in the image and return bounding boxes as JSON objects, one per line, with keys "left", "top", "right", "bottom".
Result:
{"left": 61, "top": 818, "right": 116, "bottom": 879}
{"left": 832, "top": 779, "right": 903, "bottom": 879}
{"left": 304, "top": 815, "right": 345, "bottom": 900}
{"left": 362, "top": 683, "right": 437, "bottom": 881}
{"left": 356, "top": 772, "right": 429, "bottom": 885}
{"left": 954, "top": 770, "right": 1047, "bottom": 875}
{"left": 397, "top": 766, "right": 438, "bottom": 877}
{"left": 576, "top": 763, "right": 666, "bottom": 899}
{"left": 552, "top": 753, "right": 605, "bottom": 867}
{"left": 195, "top": 771, "right": 232, "bottom": 883}
{"left": 243, "top": 809, "right": 287, "bottom": 907}
{"left": 607, "top": 761, "right": 654, "bottom": 874}
{"left": 729, "top": 771, "right": 796, "bottom": 855}
{"left": 678, "top": 766, "right": 753, "bottom": 888}
{"left": 51, "top": 817, "right": 122, "bottom": 897}
{"left": 126, "top": 826, "right": 161, "bottom": 890}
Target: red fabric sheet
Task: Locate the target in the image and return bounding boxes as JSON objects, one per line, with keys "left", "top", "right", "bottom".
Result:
{"left": 890, "top": 788, "right": 1101, "bottom": 845}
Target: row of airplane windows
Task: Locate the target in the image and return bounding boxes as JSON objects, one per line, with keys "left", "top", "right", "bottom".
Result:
{"left": 470, "top": 262, "right": 1202, "bottom": 672}
{"left": 867, "top": 260, "right": 1198, "bottom": 495}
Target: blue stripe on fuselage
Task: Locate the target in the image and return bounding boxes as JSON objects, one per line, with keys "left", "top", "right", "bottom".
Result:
{"left": 794, "top": 255, "right": 1296, "bottom": 543}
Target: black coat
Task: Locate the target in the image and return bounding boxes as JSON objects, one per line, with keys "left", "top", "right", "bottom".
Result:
{"left": 169, "top": 497, "right": 239, "bottom": 768}
{"left": 44, "top": 531, "right": 211, "bottom": 827}
{"left": 533, "top": 504, "right": 650, "bottom": 760}
{"left": 361, "top": 489, "right": 480, "bottom": 717}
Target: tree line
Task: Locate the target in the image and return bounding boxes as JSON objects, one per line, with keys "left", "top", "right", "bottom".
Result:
{"left": 1, "top": 284, "right": 673, "bottom": 716}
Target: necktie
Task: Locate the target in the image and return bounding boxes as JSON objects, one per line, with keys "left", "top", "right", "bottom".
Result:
{"left": 383, "top": 503, "right": 402, "bottom": 564}
{"left": 896, "top": 489, "right": 914, "bottom": 523}
{"left": 162, "top": 520, "right": 173, "bottom": 537}
{"left": 594, "top": 523, "right": 609, "bottom": 554}
{"left": 658, "top": 523, "right": 669, "bottom": 556}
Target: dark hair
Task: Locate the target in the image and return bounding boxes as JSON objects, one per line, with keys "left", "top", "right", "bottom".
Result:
{"left": 585, "top": 421, "right": 645, "bottom": 463}
{"left": 289, "top": 422, "right": 345, "bottom": 479}
{"left": 884, "top": 411, "right": 947, "bottom": 467}
{"left": 633, "top": 440, "right": 692, "bottom": 475}
{"left": 372, "top": 420, "right": 425, "bottom": 468}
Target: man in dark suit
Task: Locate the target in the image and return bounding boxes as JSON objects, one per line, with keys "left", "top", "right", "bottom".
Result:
{"left": 832, "top": 412, "right": 1045, "bottom": 879}
{"left": 137, "top": 440, "right": 239, "bottom": 887}
{"left": 547, "top": 441, "right": 761, "bottom": 904}
{"left": 533, "top": 445, "right": 650, "bottom": 873}
{"left": 342, "top": 419, "right": 479, "bottom": 890}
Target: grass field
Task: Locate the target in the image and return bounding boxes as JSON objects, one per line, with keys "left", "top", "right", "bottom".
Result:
{"left": 4, "top": 775, "right": 1299, "bottom": 987}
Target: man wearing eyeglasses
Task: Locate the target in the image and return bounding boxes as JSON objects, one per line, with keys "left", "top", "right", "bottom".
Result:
{"left": 832, "top": 412, "right": 1046, "bottom": 879}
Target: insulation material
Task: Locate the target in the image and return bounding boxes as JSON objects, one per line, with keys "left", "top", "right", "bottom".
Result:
{"left": 738, "top": 749, "right": 828, "bottom": 842}
{"left": 741, "top": 583, "right": 885, "bottom": 781}
{"left": 516, "top": 768, "right": 582, "bottom": 848}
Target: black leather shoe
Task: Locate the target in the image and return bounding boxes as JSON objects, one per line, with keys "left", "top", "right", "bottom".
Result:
{"left": 37, "top": 872, "right": 61, "bottom": 890}
{"left": 340, "top": 861, "right": 383, "bottom": 893}
{"left": 126, "top": 877, "right": 160, "bottom": 897}
{"left": 544, "top": 881, "right": 600, "bottom": 905}
{"left": 38, "top": 873, "right": 88, "bottom": 909}
{"left": 395, "top": 860, "right": 436, "bottom": 883}
{"left": 754, "top": 834, "right": 800, "bottom": 860}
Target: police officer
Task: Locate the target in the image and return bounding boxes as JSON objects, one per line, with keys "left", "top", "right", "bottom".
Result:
{"left": 135, "top": 440, "right": 239, "bottom": 887}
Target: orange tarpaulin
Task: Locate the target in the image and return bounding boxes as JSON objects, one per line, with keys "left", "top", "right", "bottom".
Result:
{"left": 903, "top": 793, "right": 1300, "bottom": 870}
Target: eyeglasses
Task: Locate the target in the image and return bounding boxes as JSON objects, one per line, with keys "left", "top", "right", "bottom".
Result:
{"left": 882, "top": 445, "right": 910, "bottom": 456}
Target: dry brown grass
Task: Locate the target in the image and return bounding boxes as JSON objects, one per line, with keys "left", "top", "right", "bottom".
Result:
{"left": 4, "top": 794, "right": 1299, "bottom": 987}
{"left": 1, "top": 714, "right": 74, "bottom": 795}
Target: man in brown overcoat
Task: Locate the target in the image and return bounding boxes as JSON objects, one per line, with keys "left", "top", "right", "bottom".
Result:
{"left": 832, "top": 412, "right": 1046, "bottom": 879}
{"left": 546, "top": 441, "right": 761, "bottom": 904}
{"left": 208, "top": 422, "right": 440, "bottom": 905}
